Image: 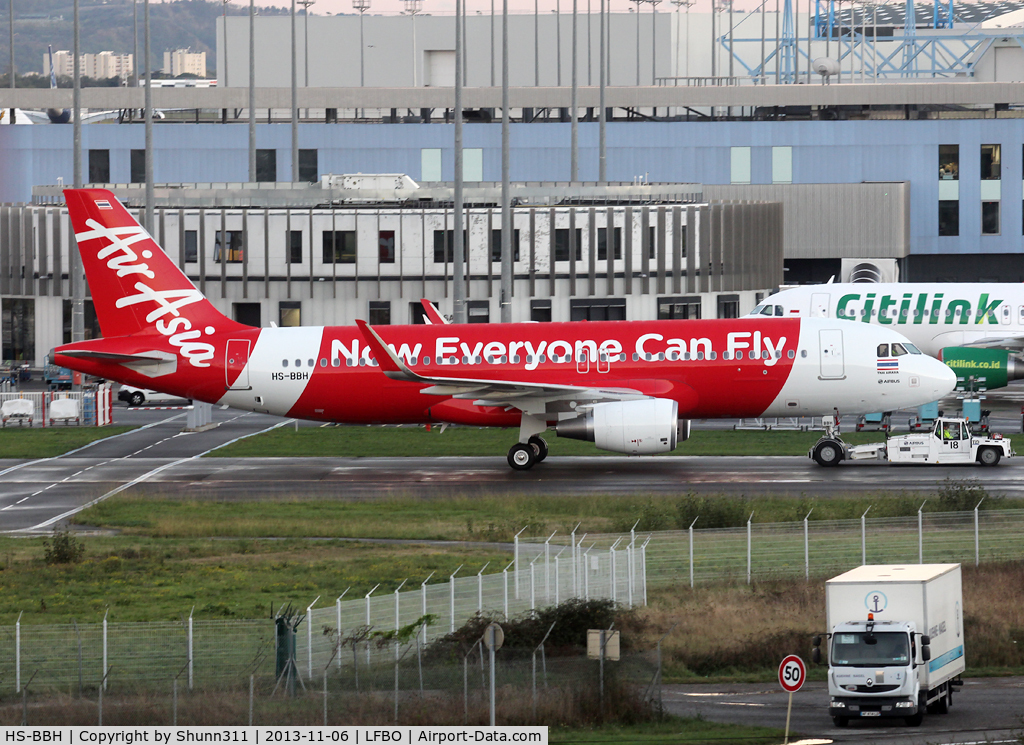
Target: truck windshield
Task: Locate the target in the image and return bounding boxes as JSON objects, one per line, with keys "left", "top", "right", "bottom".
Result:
{"left": 831, "top": 632, "right": 910, "bottom": 666}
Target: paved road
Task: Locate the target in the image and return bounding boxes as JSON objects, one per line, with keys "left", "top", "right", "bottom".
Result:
{"left": 0, "top": 408, "right": 285, "bottom": 532}
{"left": 664, "top": 677, "right": 1024, "bottom": 745}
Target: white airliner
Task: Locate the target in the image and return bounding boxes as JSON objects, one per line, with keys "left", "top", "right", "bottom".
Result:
{"left": 753, "top": 282, "right": 1024, "bottom": 389}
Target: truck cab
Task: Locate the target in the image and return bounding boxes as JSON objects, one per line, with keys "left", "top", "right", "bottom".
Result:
{"left": 821, "top": 618, "right": 931, "bottom": 726}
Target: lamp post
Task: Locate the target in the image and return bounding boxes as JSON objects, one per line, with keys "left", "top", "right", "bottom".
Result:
{"left": 298, "top": 0, "right": 314, "bottom": 120}
{"left": 632, "top": 0, "right": 641, "bottom": 86}
{"left": 404, "top": 0, "right": 423, "bottom": 87}
{"left": 648, "top": 0, "right": 660, "bottom": 86}
{"left": 353, "top": 0, "right": 370, "bottom": 88}
{"left": 248, "top": 0, "right": 255, "bottom": 181}
{"left": 290, "top": 0, "right": 298, "bottom": 180}
{"left": 222, "top": 0, "right": 230, "bottom": 87}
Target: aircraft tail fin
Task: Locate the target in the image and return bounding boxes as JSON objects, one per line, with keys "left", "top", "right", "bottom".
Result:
{"left": 48, "top": 46, "right": 57, "bottom": 89}
{"left": 64, "top": 188, "right": 247, "bottom": 339}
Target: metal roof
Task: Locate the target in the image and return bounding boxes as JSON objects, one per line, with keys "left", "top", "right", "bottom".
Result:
{"left": 833, "top": 0, "right": 1024, "bottom": 27}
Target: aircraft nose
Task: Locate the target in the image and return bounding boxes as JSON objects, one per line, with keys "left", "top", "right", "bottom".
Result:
{"left": 924, "top": 356, "right": 958, "bottom": 397}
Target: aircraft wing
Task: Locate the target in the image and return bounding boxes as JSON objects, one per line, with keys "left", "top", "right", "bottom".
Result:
{"left": 355, "top": 320, "right": 647, "bottom": 407}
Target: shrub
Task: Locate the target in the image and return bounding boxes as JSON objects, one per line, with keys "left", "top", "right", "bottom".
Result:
{"left": 42, "top": 526, "right": 85, "bottom": 565}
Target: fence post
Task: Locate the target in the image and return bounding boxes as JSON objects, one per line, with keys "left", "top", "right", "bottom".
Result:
{"left": 394, "top": 580, "right": 408, "bottom": 632}
{"left": 503, "top": 562, "right": 513, "bottom": 619}
{"left": 583, "top": 546, "right": 593, "bottom": 600}
{"left": 15, "top": 611, "right": 21, "bottom": 693}
{"left": 627, "top": 545, "right": 633, "bottom": 607}
{"left": 463, "top": 653, "right": 469, "bottom": 724}
{"left": 544, "top": 530, "right": 557, "bottom": 601}
{"left": 746, "top": 512, "right": 754, "bottom": 584}
{"left": 366, "top": 584, "right": 380, "bottom": 665}
{"left": 102, "top": 609, "right": 109, "bottom": 690}
{"left": 554, "top": 553, "right": 561, "bottom": 605}
{"left": 418, "top": 573, "right": 433, "bottom": 645}
{"left": 487, "top": 624, "right": 497, "bottom": 727}
{"left": 570, "top": 523, "right": 580, "bottom": 595}
{"left": 187, "top": 606, "right": 194, "bottom": 691}
{"left": 918, "top": 501, "right": 927, "bottom": 564}
{"left": 172, "top": 676, "right": 178, "bottom": 726}
{"left": 861, "top": 506, "right": 871, "bottom": 565}
{"left": 641, "top": 537, "right": 650, "bottom": 606}
{"left": 609, "top": 539, "right": 620, "bottom": 603}
{"left": 514, "top": 526, "right": 528, "bottom": 599}
{"left": 803, "top": 510, "right": 812, "bottom": 581}
{"left": 476, "top": 563, "right": 489, "bottom": 614}
{"left": 336, "top": 587, "right": 350, "bottom": 670}
{"left": 689, "top": 518, "right": 697, "bottom": 589}
{"left": 449, "top": 566, "right": 463, "bottom": 633}
{"left": 529, "top": 558, "right": 537, "bottom": 613}
{"left": 323, "top": 671, "right": 328, "bottom": 726}
{"left": 307, "top": 595, "right": 321, "bottom": 680}
{"left": 975, "top": 498, "right": 984, "bottom": 566}
{"left": 249, "top": 675, "right": 254, "bottom": 726}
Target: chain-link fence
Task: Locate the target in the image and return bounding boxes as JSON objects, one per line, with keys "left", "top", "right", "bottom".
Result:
{"left": 521, "top": 507, "right": 1024, "bottom": 587}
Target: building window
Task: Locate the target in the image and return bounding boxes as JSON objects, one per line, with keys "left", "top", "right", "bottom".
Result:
{"left": 730, "top": 146, "right": 751, "bottom": 185}
{"left": 88, "top": 149, "right": 110, "bottom": 183}
{"left": 647, "top": 226, "right": 657, "bottom": 260}
{"left": 489, "top": 229, "right": 521, "bottom": 263}
{"left": 658, "top": 296, "right": 701, "bottom": 320}
{"left": 421, "top": 148, "right": 442, "bottom": 182}
{"left": 939, "top": 144, "right": 959, "bottom": 179}
{"left": 214, "top": 230, "right": 245, "bottom": 263}
{"left": 184, "top": 230, "right": 198, "bottom": 263}
{"left": 531, "top": 299, "right": 552, "bottom": 322}
{"left": 288, "top": 231, "right": 303, "bottom": 264}
{"left": 233, "top": 302, "right": 261, "bottom": 327}
{"left": 463, "top": 148, "right": 483, "bottom": 181}
{"left": 772, "top": 146, "right": 792, "bottom": 184}
{"left": 130, "top": 149, "right": 145, "bottom": 183}
{"left": 432, "top": 230, "right": 466, "bottom": 263}
{"left": 298, "top": 149, "right": 318, "bottom": 182}
{"left": 279, "top": 301, "right": 301, "bottom": 327}
{"left": 982, "top": 201, "right": 1000, "bottom": 235}
{"left": 597, "top": 227, "right": 622, "bottom": 260}
{"left": 981, "top": 144, "right": 1001, "bottom": 180}
{"left": 467, "top": 300, "right": 490, "bottom": 323}
{"left": 256, "top": 149, "right": 277, "bottom": 182}
{"left": 554, "top": 228, "right": 582, "bottom": 262}
{"left": 378, "top": 230, "right": 396, "bottom": 263}
{"left": 938, "top": 201, "right": 959, "bottom": 237}
{"left": 368, "top": 301, "right": 391, "bottom": 325}
{"left": 62, "top": 299, "right": 100, "bottom": 343}
{"left": 1, "top": 298, "right": 35, "bottom": 362}
{"left": 717, "top": 294, "right": 740, "bottom": 319}
{"left": 323, "top": 231, "right": 356, "bottom": 263}
{"left": 570, "top": 298, "right": 626, "bottom": 321}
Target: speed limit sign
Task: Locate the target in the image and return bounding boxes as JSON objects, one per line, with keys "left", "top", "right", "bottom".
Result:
{"left": 779, "top": 655, "right": 806, "bottom": 693}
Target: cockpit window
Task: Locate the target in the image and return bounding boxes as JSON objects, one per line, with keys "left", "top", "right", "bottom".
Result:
{"left": 752, "top": 304, "right": 765, "bottom": 315}
{"left": 904, "top": 343, "right": 922, "bottom": 355}
{"left": 877, "top": 344, "right": 889, "bottom": 357}
{"left": 775, "top": 305, "right": 784, "bottom": 316}
{"left": 891, "top": 343, "right": 908, "bottom": 357}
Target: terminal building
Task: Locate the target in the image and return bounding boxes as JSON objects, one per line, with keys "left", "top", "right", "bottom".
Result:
{"left": 2, "top": 1, "right": 1024, "bottom": 364}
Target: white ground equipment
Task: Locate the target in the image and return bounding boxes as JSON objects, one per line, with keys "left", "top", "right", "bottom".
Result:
{"left": 810, "top": 415, "right": 1013, "bottom": 467}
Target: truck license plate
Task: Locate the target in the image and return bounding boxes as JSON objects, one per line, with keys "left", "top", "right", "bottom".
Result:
{"left": 860, "top": 712, "right": 881, "bottom": 717}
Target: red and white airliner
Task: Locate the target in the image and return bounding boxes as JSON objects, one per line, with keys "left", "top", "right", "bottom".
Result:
{"left": 54, "top": 189, "right": 956, "bottom": 470}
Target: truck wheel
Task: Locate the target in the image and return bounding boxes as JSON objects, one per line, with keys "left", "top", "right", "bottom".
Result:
{"left": 904, "top": 712, "right": 924, "bottom": 727}
{"left": 832, "top": 716, "right": 849, "bottom": 727}
{"left": 978, "top": 447, "right": 1000, "bottom": 466}
{"left": 813, "top": 440, "right": 844, "bottom": 467}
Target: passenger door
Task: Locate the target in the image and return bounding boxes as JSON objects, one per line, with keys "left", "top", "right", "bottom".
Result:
{"left": 818, "top": 329, "right": 845, "bottom": 380}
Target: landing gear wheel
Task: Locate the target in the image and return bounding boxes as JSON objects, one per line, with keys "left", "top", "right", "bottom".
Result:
{"left": 507, "top": 443, "right": 537, "bottom": 471}
{"left": 528, "top": 435, "right": 549, "bottom": 463}
{"left": 832, "top": 716, "right": 849, "bottom": 727}
{"left": 813, "top": 439, "right": 844, "bottom": 467}
{"left": 979, "top": 447, "right": 1001, "bottom": 466}
{"left": 904, "top": 712, "right": 924, "bottom": 727}
{"left": 128, "top": 392, "right": 144, "bottom": 407}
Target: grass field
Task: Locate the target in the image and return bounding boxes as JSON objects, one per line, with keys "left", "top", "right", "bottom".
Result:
{"left": 0, "top": 426, "right": 135, "bottom": 458}
{"left": 75, "top": 478, "right": 1003, "bottom": 542}
{"left": 209, "top": 424, "right": 895, "bottom": 458}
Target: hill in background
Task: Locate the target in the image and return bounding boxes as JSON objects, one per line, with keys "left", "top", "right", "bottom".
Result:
{"left": 1, "top": 0, "right": 291, "bottom": 80}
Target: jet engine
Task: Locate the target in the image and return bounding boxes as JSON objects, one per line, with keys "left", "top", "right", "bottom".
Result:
{"left": 555, "top": 398, "right": 688, "bottom": 455}
{"left": 940, "top": 347, "right": 1024, "bottom": 391}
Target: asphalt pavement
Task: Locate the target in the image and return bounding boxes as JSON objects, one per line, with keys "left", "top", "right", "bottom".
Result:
{"left": 663, "top": 677, "right": 1024, "bottom": 745}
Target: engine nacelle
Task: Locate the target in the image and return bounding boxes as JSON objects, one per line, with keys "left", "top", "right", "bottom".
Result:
{"left": 555, "top": 398, "right": 686, "bottom": 455}
{"left": 940, "top": 347, "right": 1024, "bottom": 391}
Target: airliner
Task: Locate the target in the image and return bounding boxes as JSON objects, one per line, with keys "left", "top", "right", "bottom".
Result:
{"left": 753, "top": 282, "right": 1024, "bottom": 390}
{"left": 53, "top": 190, "right": 956, "bottom": 470}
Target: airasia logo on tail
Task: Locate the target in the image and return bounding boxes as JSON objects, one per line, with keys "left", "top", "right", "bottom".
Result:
{"left": 75, "top": 218, "right": 216, "bottom": 368}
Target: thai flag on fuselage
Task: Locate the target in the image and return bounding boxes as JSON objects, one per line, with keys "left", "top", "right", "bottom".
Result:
{"left": 878, "top": 358, "right": 898, "bottom": 371}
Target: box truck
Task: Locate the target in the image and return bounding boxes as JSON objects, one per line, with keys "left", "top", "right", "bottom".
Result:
{"left": 812, "top": 564, "right": 964, "bottom": 727}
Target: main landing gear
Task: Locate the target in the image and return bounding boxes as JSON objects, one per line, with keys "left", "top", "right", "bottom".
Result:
{"left": 507, "top": 435, "right": 548, "bottom": 470}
